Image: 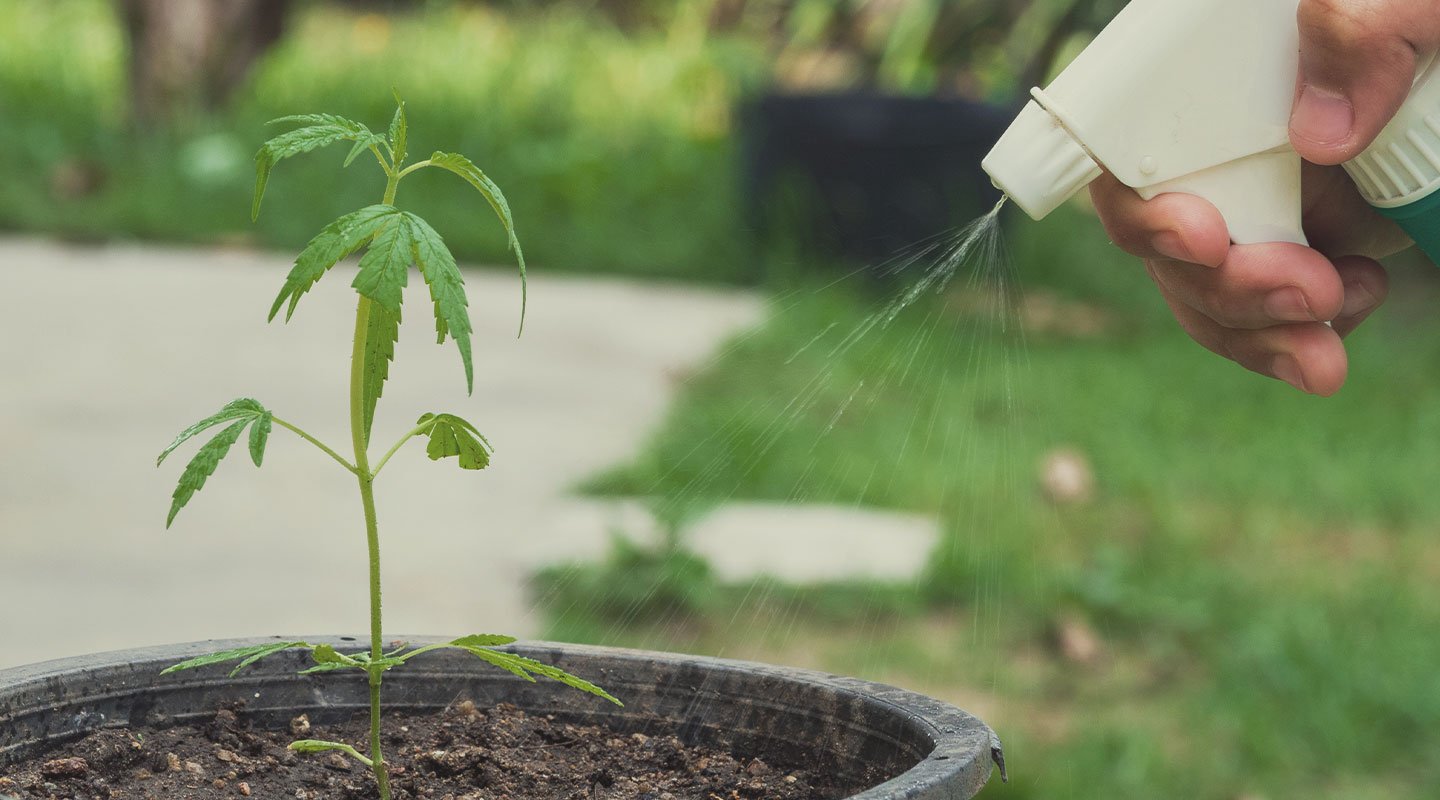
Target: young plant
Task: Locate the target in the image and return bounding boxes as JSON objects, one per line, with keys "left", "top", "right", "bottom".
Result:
{"left": 156, "top": 94, "right": 619, "bottom": 800}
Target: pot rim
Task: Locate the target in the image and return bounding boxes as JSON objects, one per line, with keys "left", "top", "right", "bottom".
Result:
{"left": 0, "top": 636, "right": 1004, "bottom": 797}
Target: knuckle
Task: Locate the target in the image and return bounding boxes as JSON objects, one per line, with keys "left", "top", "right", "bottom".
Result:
{"left": 1299, "top": 0, "right": 1413, "bottom": 61}
{"left": 1214, "top": 330, "right": 1269, "bottom": 373}
{"left": 1299, "top": 0, "right": 1376, "bottom": 41}
{"left": 1199, "top": 286, "right": 1252, "bottom": 329}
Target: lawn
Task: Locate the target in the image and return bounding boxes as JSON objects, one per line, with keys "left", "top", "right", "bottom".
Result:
{"left": 550, "top": 204, "right": 1440, "bottom": 799}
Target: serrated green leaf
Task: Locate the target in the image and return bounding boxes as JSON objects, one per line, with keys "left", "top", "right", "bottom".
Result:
{"left": 456, "top": 647, "right": 622, "bottom": 706}
{"left": 459, "top": 646, "right": 535, "bottom": 682}
{"left": 248, "top": 411, "right": 271, "bottom": 467}
{"left": 268, "top": 113, "right": 368, "bottom": 128}
{"left": 404, "top": 212, "right": 473, "bottom": 393}
{"left": 231, "top": 643, "right": 294, "bottom": 675}
{"left": 450, "top": 634, "right": 518, "bottom": 648}
{"left": 160, "top": 399, "right": 273, "bottom": 527}
{"left": 252, "top": 160, "right": 273, "bottom": 221}
{"left": 311, "top": 644, "right": 354, "bottom": 666}
{"left": 297, "top": 645, "right": 370, "bottom": 674}
{"left": 297, "top": 662, "right": 353, "bottom": 675}
{"left": 360, "top": 301, "right": 401, "bottom": 443}
{"left": 259, "top": 127, "right": 375, "bottom": 165}
{"left": 157, "top": 398, "right": 268, "bottom": 467}
{"left": 166, "top": 421, "right": 247, "bottom": 528}
{"left": 351, "top": 215, "right": 410, "bottom": 314}
{"left": 506, "top": 653, "right": 623, "bottom": 706}
{"left": 388, "top": 92, "right": 407, "bottom": 167}
{"left": 416, "top": 412, "right": 492, "bottom": 470}
{"left": 253, "top": 114, "right": 378, "bottom": 220}
{"left": 161, "top": 641, "right": 308, "bottom": 676}
{"left": 269, "top": 205, "right": 400, "bottom": 322}
{"left": 347, "top": 214, "right": 412, "bottom": 444}
{"left": 427, "top": 151, "right": 527, "bottom": 333}
{"left": 343, "top": 137, "right": 371, "bottom": 168}
{"left": 288, "top": 739, "right": 345, "bottom": 752}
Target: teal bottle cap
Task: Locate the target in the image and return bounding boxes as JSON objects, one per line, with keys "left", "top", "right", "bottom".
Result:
{"left": 1375, "top": 190, "right": 1440, "bottom": 267}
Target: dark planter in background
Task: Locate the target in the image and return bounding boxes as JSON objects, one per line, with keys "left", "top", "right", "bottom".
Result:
{"left": 742, "top": 91, "right": 1012, "bottom": 272}
{"left": 0, "top": 637, "right": 1003, "bottom": 799}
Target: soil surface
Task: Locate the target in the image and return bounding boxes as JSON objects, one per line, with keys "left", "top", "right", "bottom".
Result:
{"left": 0, "top": 702, "right": 886, "bottom": 800}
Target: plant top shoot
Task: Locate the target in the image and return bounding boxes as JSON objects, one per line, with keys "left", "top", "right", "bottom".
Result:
{"left": 156, "top": 93, "right": 619, "bottom": 800}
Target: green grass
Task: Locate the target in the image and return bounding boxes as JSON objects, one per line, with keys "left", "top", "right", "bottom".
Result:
{"left": 0, "top": 0, "right": 764, "bottom": 281}
{"left": 554, "top": 205, "right": 1440, "bottom": 798}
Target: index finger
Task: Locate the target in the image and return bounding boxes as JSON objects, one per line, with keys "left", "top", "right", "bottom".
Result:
{"left": 1087, "top": 172, "right": 1232, "bottom": 267}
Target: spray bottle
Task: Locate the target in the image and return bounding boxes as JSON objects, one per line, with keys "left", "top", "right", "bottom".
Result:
{"left": 982, "top": 0, "right": 1440, "bottom": 262}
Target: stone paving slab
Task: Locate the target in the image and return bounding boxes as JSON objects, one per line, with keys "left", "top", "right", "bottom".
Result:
{"left": 0, "top": 238, "right": 764, "bottom": 667}
{"left": 0, "top": 237, "right": 939, "bottom": 670}
{"left": 539, "top": 498, "right": 939, "bottom": 583}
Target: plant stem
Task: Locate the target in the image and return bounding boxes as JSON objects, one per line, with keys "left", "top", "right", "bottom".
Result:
{"left": 271, "top": 416, "right": 357, "bottom": 475}
{"left": 350, "top": 297, "right": 391, "bottom": 800}
{"left": 348, "top": 168, "right": 402, "bottom": 800}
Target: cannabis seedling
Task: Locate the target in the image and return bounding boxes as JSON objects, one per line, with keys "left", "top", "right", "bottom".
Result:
{"left": 156, "top": 95, "right": 620, "bottom": 800}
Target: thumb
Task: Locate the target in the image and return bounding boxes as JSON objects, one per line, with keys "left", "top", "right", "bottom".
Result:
{"left": 1291, "top": 0, "right": 1440, "bottom": 165}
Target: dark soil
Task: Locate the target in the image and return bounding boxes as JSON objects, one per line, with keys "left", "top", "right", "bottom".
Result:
{"left": 0, "top": 701, "right": 886, "bottom": 800}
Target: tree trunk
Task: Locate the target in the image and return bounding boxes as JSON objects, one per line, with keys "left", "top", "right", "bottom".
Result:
{"left": 116, "top": 0, "right": 292, "bottom": 128}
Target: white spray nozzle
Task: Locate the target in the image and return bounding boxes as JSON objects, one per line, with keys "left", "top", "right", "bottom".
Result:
{"left": 982, "top": 0, "right": 1307, "bottom": 246}
{"left": 981, "top": 97, "right": 1100, "bottom": 222}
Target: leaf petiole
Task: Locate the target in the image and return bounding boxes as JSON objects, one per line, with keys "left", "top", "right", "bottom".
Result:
{"left": 371, "top": 142, "right": 394, "bottom": 176}
{"left": 161, "top": 641, "right": 310, "bottom": 677}
{"left": 272, "top": 416, "right": 358, "bottom": 475}
{"left": 392, "top": 642, "right": 452, "bottom": 664}
{"left": 392, "top": 635, "right": 516, "bottom": 665}
{"left": 369, "top": 418, "right": 437, "bottom": 478}
{"left": 394, "top": 159, "right": 433, "bottom": 181}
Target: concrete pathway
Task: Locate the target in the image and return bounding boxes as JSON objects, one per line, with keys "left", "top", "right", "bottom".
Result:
{"left": 0, "top": 238, "right": 937, "bottom": 669}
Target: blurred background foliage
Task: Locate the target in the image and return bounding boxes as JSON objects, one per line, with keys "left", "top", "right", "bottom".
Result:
{"left": 6, "top": 1, "right": 1440, "bottom": 798}
{"left": 0, "top": 0, "right": 1121, "bottom": 279}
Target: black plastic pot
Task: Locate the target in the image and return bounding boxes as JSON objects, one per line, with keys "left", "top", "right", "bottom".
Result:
{"left": 742, "top": 91, "right": 1013, "bottom": 270}
{"left": 0, "top": 637, "right": 1003, "bottom": 798}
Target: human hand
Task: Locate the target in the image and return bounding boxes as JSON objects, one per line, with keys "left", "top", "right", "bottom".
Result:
{"left": 1089, "top": 0, "right": 1436, "bottom": 395}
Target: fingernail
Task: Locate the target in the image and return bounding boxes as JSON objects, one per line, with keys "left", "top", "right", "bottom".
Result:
{"left": 1341, "top": 279, "right": 1380, "bottom": 318}
{"left": 1292, "top": 84, "right": 1354, "bottom": 146}
{"left": 1151, "top": 230, "right": 1191, "bottom": 262}
{"left": 1269, "top": 354, "right": 1309, "bottom": 393}
{"left": 1263, "top": 287, "right": 1315, "bottom": 322}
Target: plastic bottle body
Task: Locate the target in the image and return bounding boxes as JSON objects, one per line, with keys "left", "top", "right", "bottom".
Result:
{"left": 1343, "top": 55, "right": 1440, "bottom": 264}
{"left": 982, "top": 0, "right": 1307, "bottom": 243}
